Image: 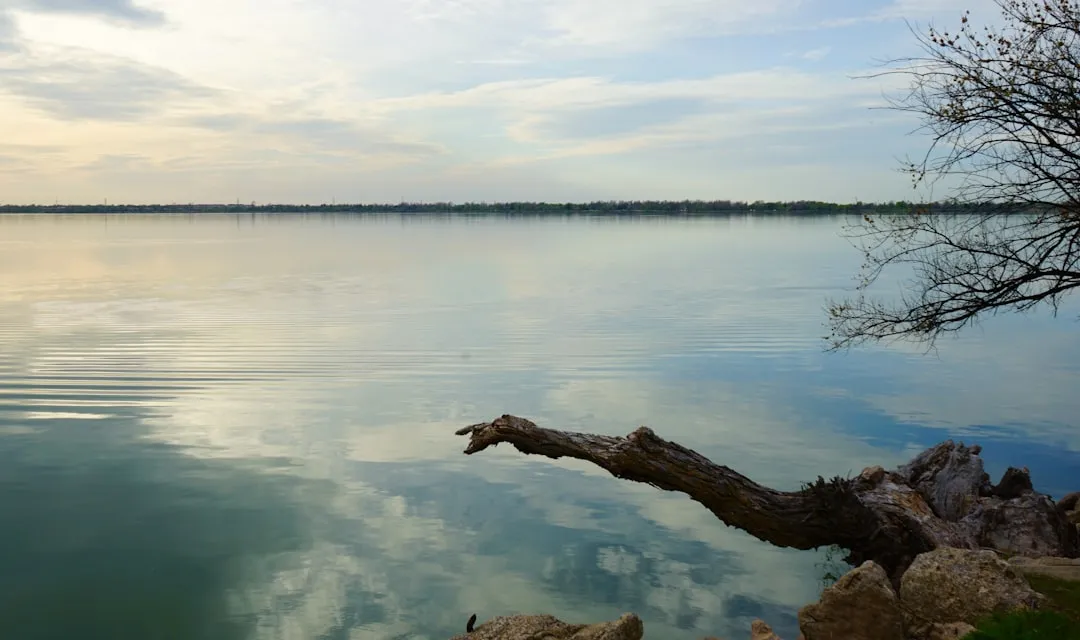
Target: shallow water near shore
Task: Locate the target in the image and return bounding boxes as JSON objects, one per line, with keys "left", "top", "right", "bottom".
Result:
{"left": 1, "top": 213, "right": 1078, "bottom": 640}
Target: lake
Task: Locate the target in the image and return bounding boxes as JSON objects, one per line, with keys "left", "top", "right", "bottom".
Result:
{"left": 1, "top": 213, "right": 1078, "bottom": 640}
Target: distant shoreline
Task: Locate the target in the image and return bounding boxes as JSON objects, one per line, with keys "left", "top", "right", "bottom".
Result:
{"left": 0, "top": 200, "right": 1003, "bottom": 215}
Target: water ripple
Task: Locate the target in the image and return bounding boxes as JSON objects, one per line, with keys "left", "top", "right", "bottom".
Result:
{"left": 1, "top": 214, "right": 1077, "bottom": 640}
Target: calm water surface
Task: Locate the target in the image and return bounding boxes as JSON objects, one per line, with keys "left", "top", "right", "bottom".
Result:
{"left": 1, "top": 214, "right": 1078, "bottom": 640}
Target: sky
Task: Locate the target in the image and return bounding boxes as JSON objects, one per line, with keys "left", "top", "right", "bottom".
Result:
{"left": 0, "top": 0, "right": 997, "bottom": 205}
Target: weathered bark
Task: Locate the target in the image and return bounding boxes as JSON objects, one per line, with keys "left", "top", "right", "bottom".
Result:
{"left": 456, "top": 415, "right": 1079, "bottom": 583}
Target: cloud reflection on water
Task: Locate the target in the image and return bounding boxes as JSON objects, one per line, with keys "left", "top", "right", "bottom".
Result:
{"left": 0, "top": 214, "right": 1077, "bottom": 639}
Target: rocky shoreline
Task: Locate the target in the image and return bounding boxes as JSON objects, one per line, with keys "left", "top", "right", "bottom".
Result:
{"left": 450, "top": 552, "right": 1079, "bottom": 640}
{"left": 448, "top": 490, "right": 1080, "bottom": 640}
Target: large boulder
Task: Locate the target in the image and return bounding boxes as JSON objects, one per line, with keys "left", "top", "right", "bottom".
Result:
{"left": 898, "top": 441, "right": 989, "bottom": 521}
{"left": 1058, "top": 491, "right": 1080, "bottom": 514}
{"left": 1060, "top": 491, "right": 1080, "bottom": 537}
{"left": 898, "top": 547, "right": 1042, "bottom": 632}
{"left": 895, "top": 444, "right": 1077, "bottom": 560}
{"left": 960, "top": 491, "right": 1079, "bottom": 559}
{"left": 797, "top": 561, "right": 904, "bottom": 640}
{"left": 448, "top": 613, "right": 643, "bottom": 640}
{"left": 750, "top": 619, "right": 781, "bottom": 640}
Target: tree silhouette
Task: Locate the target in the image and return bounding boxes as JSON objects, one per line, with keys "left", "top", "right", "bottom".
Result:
{"left": 828, "top": 0, "right": 1080, "bottom": 350}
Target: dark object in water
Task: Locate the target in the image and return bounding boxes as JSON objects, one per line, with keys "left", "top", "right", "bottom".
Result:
{"left": 466, "top": 614, "right": 477, "bottom": 633}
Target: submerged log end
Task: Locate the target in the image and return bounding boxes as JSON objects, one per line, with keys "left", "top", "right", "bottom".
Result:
{"left": 455, "top": 415, "right": 545, "bottom": 455}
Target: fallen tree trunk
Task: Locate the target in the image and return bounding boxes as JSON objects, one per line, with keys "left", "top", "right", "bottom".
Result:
{"left": 456, "top": 415, "right": 1079, "bottom": 584}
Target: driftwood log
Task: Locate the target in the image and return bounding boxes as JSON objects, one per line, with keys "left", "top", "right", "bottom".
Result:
{"left": 456, "top": 415, "right": 1079, "bottom": 584}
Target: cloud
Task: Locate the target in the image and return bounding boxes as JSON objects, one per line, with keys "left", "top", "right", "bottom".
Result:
{"left": 0, "top": 0, "right": 166, "bottom": 53}
{"left": 374, "top": 68, "right": 896, "bottom": 119}
{"left": 9, "top": 0, "right": 165, "bottom": 26}
{"left": 459, "top": 58, "right": 533, "bottom": 66}
{"left": 822, "top": 0, "right": 1000, "bottom": 29}
{"left": 179, "top": 112, "right": 445, "bottom": 159}
{"left": 0, "top": 0, "right": 986, "bottom": 203}
{"left": 358, "top": 65, "right": 911, "bottom": 175}
{"left": 512, "top": 98, "right": 712, "bottom": 141}
{"left": 801, "top": 46, "right": 831, "bottom": 61}
{"left": 0, "top": 12, "right": 16, "bottom": 51}
{"left": 0, "top": 154, "right": 36, "bottom": 175}
{"left": 252, "top": 118, "right": 444, "bottom": 157}
{"left": 376, "top": 0, "right": 805, "bottom": 60}
{"left": 539, "top": 0, "right": 798, "bottom": 49}
{"left": 77, "top": 153, "right": 154, "bottom": 172}
{"left": 0, "top": 47, "right": 216, "bottom": 120}
{"left": 882, "top": 0, "right": 988, "bottom": 18}
{"left": 498, "top": 103, "right": 901, "bottom": 162}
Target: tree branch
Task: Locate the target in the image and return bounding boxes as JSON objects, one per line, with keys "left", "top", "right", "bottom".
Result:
{"left": 457, "top": 416, "right": 1079, "bottom": 583}
{"left": 458, "top": 415, "right": 874, "bottom": 552}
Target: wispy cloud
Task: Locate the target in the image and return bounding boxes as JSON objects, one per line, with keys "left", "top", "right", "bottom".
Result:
{"left": 0, "top": 12, "right": 16, "bottom": 51}
{"left": 0, "top": 0, "right": 999, "bottom": 203}
{"left": 539, "top": 0, "right": 799, "bottom": 49}
{"left": 373, "top": 68, "right": 890, "bottom": 114}
{"left": 9, "top": 0, "right": 165, "bottom": 26}
{"left": 801, "top": 46, "right": 831, "bottom": 61}
{"left": 881, "top": 0, "right": 994, "bottom": 20}
{"left": 821, "top": 0, "right": 998, "bottom": 29}
{"left": 0, "top": 46, "right": 216, "bottom": 121}
{"left": 458, "top": 58, "right": 534, "bottom": 66}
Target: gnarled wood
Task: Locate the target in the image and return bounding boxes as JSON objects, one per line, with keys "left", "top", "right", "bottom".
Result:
{"left": 456, "top": 415, "right": 1078, "bottom": 583}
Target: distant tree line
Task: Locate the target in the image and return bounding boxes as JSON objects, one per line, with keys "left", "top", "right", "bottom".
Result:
{"left": 0, "top": 200, "right": 1014, "bottom": 215}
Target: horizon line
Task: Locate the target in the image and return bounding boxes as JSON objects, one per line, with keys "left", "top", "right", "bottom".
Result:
{"left": 0, "top": 198, "right": 977, "bottom": 210}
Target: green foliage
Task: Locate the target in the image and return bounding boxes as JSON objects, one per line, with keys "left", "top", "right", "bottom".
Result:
{"left": 962, "top": 610, "right": 1080, "bottom": 640}
{"left": 1025, "top": 575, "right": 1080, "bottom": 621}
{"left": 965, "top": 573, "right": 1080, "bottom": 639}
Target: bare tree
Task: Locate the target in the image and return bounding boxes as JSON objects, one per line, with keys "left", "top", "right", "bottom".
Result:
{"left": 827, "top": 0, "right": 1080, "bottom": 350}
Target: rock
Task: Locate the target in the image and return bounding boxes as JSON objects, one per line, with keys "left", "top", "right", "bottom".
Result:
{"left": 1055, "top": 492, "right": 1080, "bottom": 540}
{"left": 992, "top": 467, "right": 1034, "bottom": 499}
{"left": 1057, "top": 491, "right": 1080, "bottom": 513}
{"left": 448, "top": 613, "right": 643, "bottom": 640}
{"left": 798, "top": 561, "right": 904, "bottom": 640}
{"left": 923, "top": 622, "right": 977, "bottom": 639}
{"left": 858, "top": 465, "right": 886, "bottom": 486}
{"left": 889, "top": 443, "right": 1077, "bottom": 560}
{"left": 959, "top": 492, "right": 1078, "bottom": 559}
{"left": 1008, "top": 555, "right": 1080, "bottom": 582}
{"left": 898, "top": 441, "right": 990, "bottom": 521}
{"left": 750, "top": 619, "right": 781, "bottom": 640}
{"left": 898, "top": 548, "right": 1041, "bottom": 630}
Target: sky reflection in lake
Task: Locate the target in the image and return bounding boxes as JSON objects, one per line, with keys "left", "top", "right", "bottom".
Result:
{"left": 0, "top": 214, "right": 1077, "bottom": 639}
